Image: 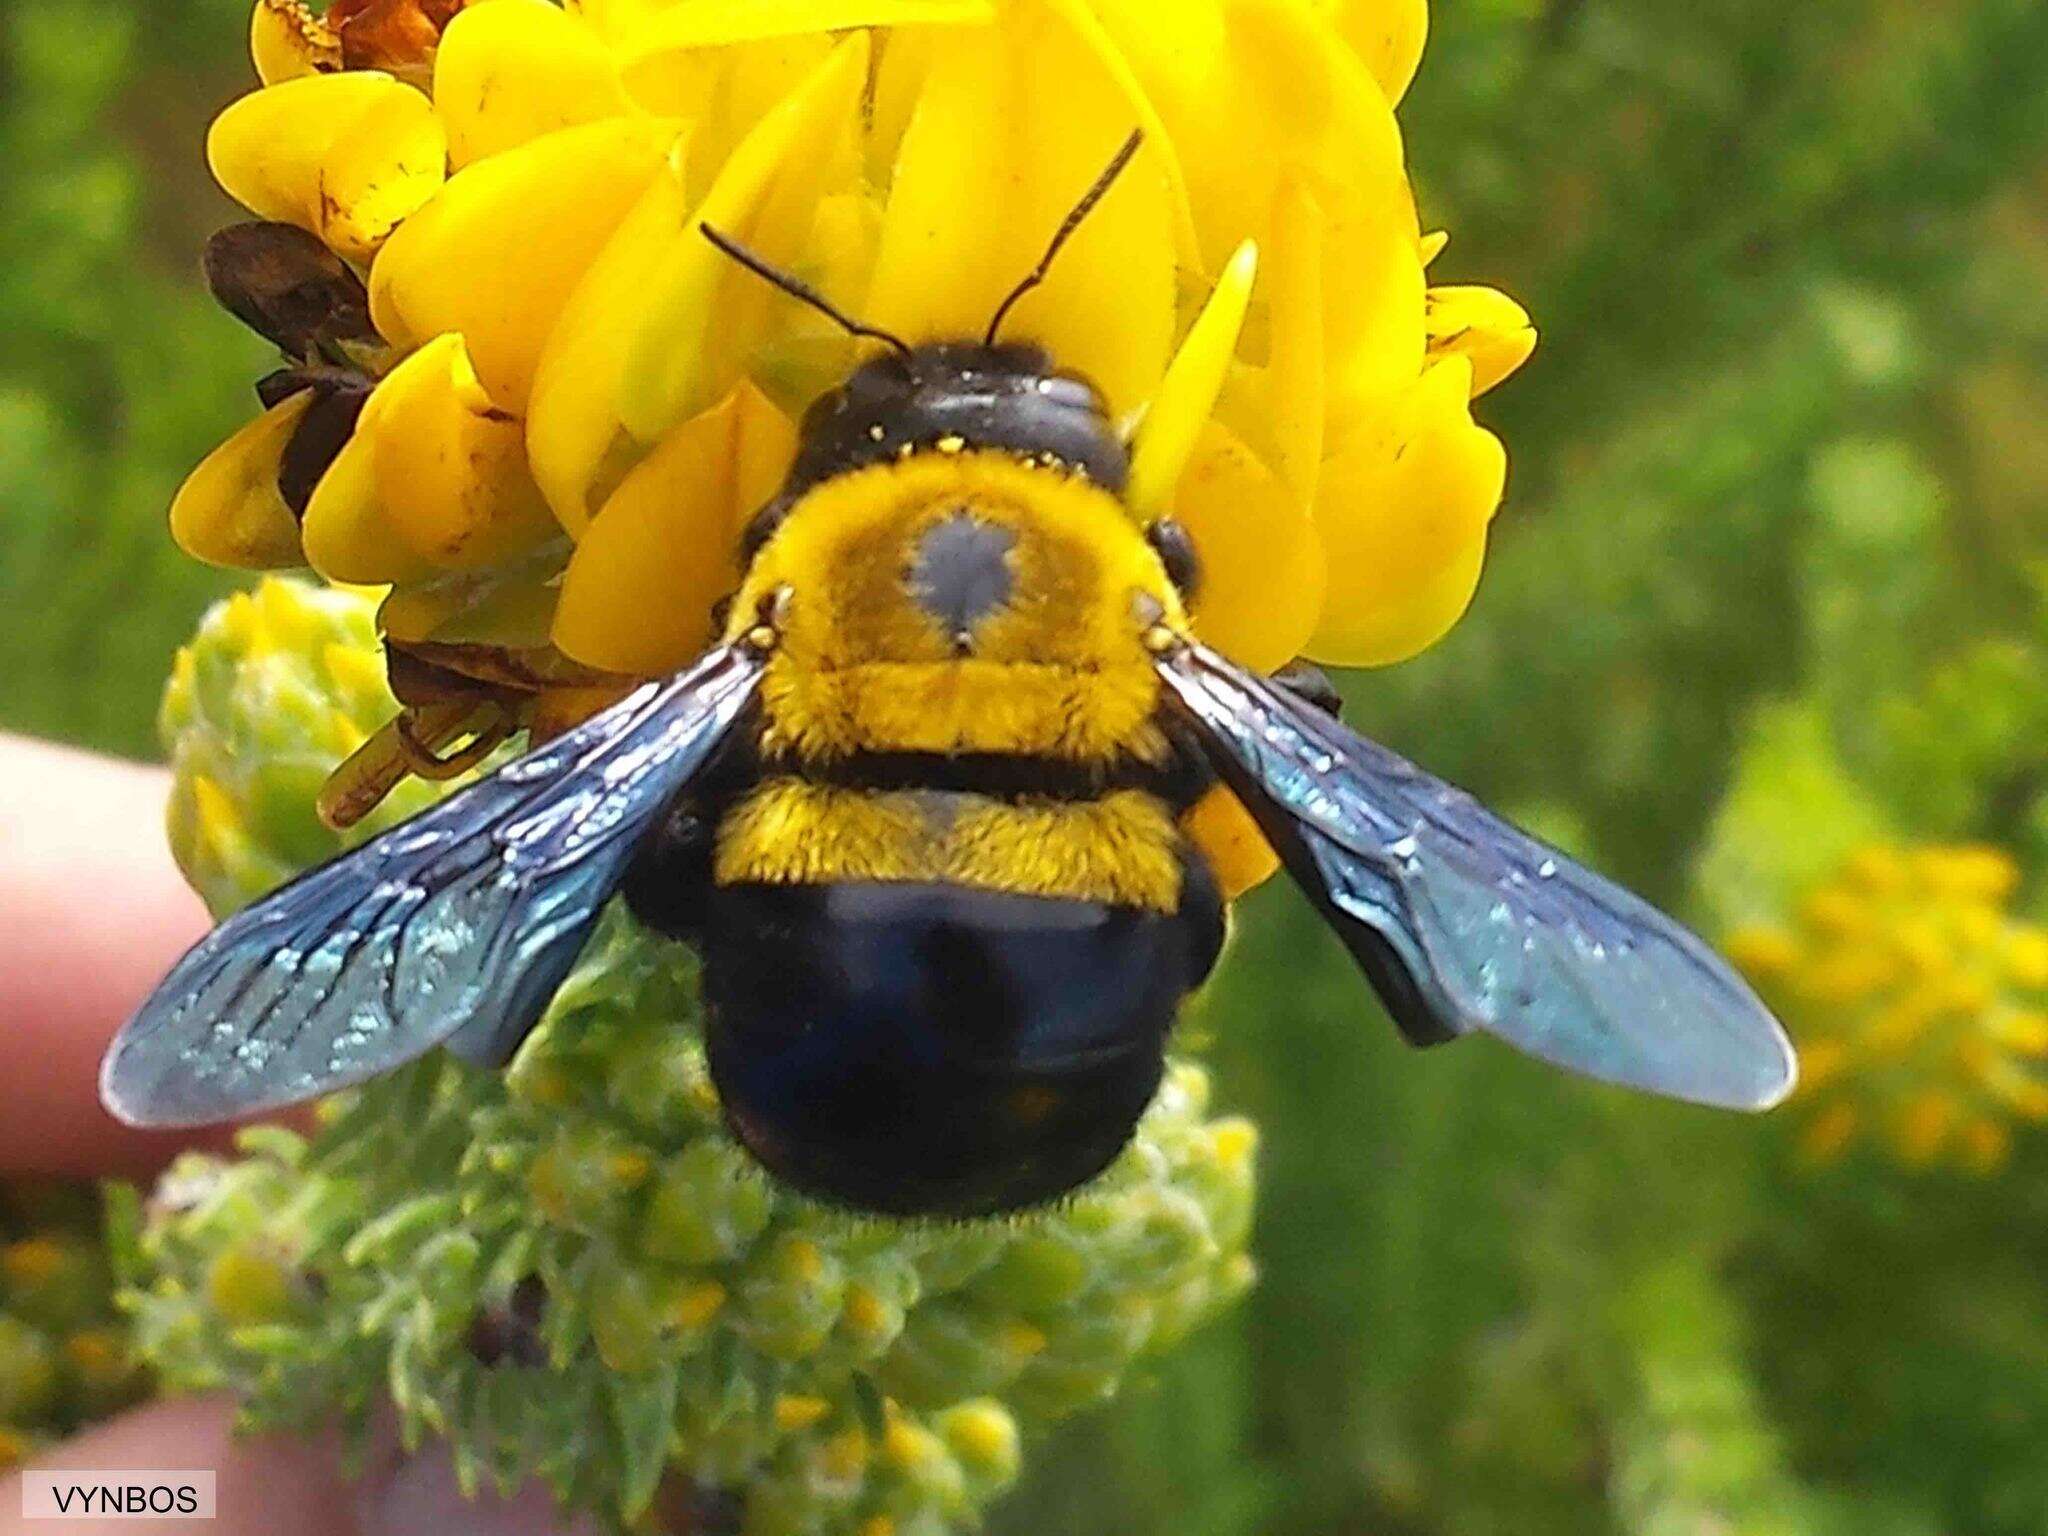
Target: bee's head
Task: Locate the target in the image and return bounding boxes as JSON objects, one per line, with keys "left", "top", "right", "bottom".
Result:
{"left": 726, "top": 448, "right": 1188, "bottom": 762}
{"left": 776, "top": 343, "right": 1128, "bottom": 508}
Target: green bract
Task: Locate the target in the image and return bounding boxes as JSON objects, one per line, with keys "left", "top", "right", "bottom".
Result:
{"left": 129, "top": 579, "right": 1258, "bottom": 1533}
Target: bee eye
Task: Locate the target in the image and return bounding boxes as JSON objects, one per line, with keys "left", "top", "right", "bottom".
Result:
{"left": 1037, "top": 372, "right": 1105, "bottom": 413}
{"left": 1145, "top": 518, "right": 1201, "bottom": 603}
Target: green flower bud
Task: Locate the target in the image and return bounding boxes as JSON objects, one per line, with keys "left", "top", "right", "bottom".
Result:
{"left": 205, "top": 1243, "right": 295, "bottom": 1329}
{"left": 1, "top": 1235, "right": 100, "bottom": 1333}
{"left": 639, "top": 1142, "right": 774, "bottom": 1269}
{"left": 0, "top": 1317, "right": 59, "bottom": 1424}
{"left": 933, "top": 1401, "right": 1021, "bottom": 1490}
{"left": 159, "top": 578, "right": 443, "bottom": 915}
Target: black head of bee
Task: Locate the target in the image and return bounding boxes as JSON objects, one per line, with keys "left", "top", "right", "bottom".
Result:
{"left": 783, "top": 343, "right": 1128, "bottom": 499}
{"left": 735, "top": 345, "right": 1131, "bottom": 564}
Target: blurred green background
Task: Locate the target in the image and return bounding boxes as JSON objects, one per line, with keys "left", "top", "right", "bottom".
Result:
{"left": 2, "top": 0, "right": 2045, "bottom": 1532}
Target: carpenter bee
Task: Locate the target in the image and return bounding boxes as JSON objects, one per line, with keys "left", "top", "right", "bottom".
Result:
{"left": 104, "top": 135, "right": 1794, "bottom": 1217}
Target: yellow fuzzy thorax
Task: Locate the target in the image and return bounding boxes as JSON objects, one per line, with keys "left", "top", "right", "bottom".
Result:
{"left": 728, "top": 451, "right": 1184, "bottom": 764}
{"left": 716, "top": 782, "right": 1184, "bottom": 911}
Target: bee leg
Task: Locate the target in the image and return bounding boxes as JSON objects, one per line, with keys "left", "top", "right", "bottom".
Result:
{"left": 1271, "top": 660, "right": 1343, "bottom": 719}
{"left": 622, "top": 802, "right": 720, "bottom": 944}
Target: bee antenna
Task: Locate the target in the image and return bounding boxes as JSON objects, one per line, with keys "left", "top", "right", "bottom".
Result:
{"left": 984, "top": 129, "right": 1145, "bottom": 347}
{"left": 700, "top": 224, "right": 913, "bottom": 359}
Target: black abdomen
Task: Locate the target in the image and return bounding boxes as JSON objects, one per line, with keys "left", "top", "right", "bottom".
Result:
{"left": 697, "top": 868, "right": 1223, "bottom": 1217}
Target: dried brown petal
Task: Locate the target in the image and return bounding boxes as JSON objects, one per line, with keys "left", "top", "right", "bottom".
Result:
{"left": 205, "top": 222, "right": 375, "bottom": 360}
{"left": 388, "top": 640, "right": 614, "bottom": 702}
{"left": 277, "top": 378, "right": 374, "bottom": 517}
{"left": 331, "top": 0, "right": 472, "bottom": 85}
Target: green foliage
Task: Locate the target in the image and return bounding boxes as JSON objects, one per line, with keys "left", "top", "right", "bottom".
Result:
{"left": 131, "top": 1016, "right": 1255, "bottom": 1533}
{"left": 0, "top": 0, "right": 251, "bottom": 755}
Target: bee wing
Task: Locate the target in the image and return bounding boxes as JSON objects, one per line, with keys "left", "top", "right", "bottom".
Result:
{"left": 101, "top": 644, "right": 763, "bottom": 1128}
{"left": 1157, "top": 641, "right": 1796, "bottom": 1111}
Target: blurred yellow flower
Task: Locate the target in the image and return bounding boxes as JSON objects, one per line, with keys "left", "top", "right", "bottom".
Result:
{"left": 1727, "top": 843, "right": 2048, "bottom": 1173}
{"left": 174, "top": 0, "right": 1534, "bottom": 800}
{"left": 0, "top": 1184, "right": 148, "bottom": 1462}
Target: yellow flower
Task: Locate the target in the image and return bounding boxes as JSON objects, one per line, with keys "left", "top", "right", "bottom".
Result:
{"left": 1426, "top": 281, "right": 1539, "bottom": 398}
{"left": 1728, "top": 842, "right": 2048, "bottom": 1174}
{"left": 208, "top": 70, "right": 447, "bottom": 264}
{"left": 0, "top": 1183, "right": 147, "bottom": 1449}
{"left": 173, "top": 0, "right": 1534, "bottom": 797}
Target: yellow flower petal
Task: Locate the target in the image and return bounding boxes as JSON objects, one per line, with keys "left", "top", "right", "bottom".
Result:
{"left": 1321, "top": 171, "right": 1426, "bottom": 423}
{"left": 251, "top": 0, "right": 341, "bottom": 84}
{"left": 615, "top": 0, "right": 990, "bottom": 59}
{"left": 1092, "top": 0, "right": 1410, "bottom": 257}
{"left": 1182, "top": 784, "right": 1281, "bottom": 901}
{"left": 866, "top": 3, "right": 1175, "bottom": 417}
{"left": 208, "top": 71, "right": 448, "bottom": 264}
{"left": 866, "top": 21, "right": 972, "bottom": 189}
{"left": 1314, "top": 0, "right": 1427, "bottom": 105}
{"left": 1172, "top": 421, "right": 1325, "bottom": 673}
{"left": 616, "top": 34, "right": 867, "bottom": 442}
{"left": 1037, "top": 0, "right": 1201, "bottom": 265}
{"left": 1210, "top": 178, "right": 1326, "bottom": 503}
{"left": 618, "top": 17, "right": 1024, "bottom": 204}
{"left": 1265, "top": 175, "right": 1328, "bottom": 505}
{"left": 563, "top": 0, "right": 655, "bottom": 44}
{"left": 1128, "top": 240, "right": 1258, "bottom": 520}
{"left": 432, "top": 0, "right": 631, "bottom": 167}
{"left": 380, "top": 557, "right": 564, "bottom": 646}
{"left": 371, "top": 114, "right": 678, "bottom": 412}
{"left": 366, "top": 333, "right": 561, "bottom": 569}
{"left": 168, "top": 394, "right": 314, "bottom": 570}
{"left": 302, "top": 430, "right": 438, "bottom": 584}
{"left": 619, "top": 35, "right": 837, "bottom": 198}
{"left": 554, "top": 382, "right": 797, "bottom": 675}
{"left": 1426, "top": 284, "right": 1538, "bottom": 397}
{"left": 526, "top": 132, "right": 693, "bottom": 535}
{"left": 1087, "top": 0, "right": 1419, "bottom": 418}
{"left": 743, "top": 188, "right": 885, "bottom": 411}
{"left": 1307, "top": 354, "right": 1506, "bottom": 666}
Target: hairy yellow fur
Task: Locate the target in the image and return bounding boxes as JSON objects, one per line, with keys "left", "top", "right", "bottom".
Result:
{"left": 713, "top": 447, "right": 1277, "bottom": 906}
{"left": 717, "top": 781, "right": 1186, "bottom": 911}
{"left": 726, "top": 452, "right": 1185, "bottom": 763}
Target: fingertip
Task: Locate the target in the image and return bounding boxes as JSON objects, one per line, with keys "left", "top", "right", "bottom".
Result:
{"left": 0, "top": 735, "right": 213, "bottom": 1176}
{"left": 0, "top": 1395, "right": 354, "bottom": 1536}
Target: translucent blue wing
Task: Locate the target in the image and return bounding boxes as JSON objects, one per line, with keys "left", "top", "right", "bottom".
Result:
{"left": 1158, "top": 641, "right": 1796, "bottom": 1110}
{"left": 101, "top": 645, "right": 762, "bottom": 1127}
